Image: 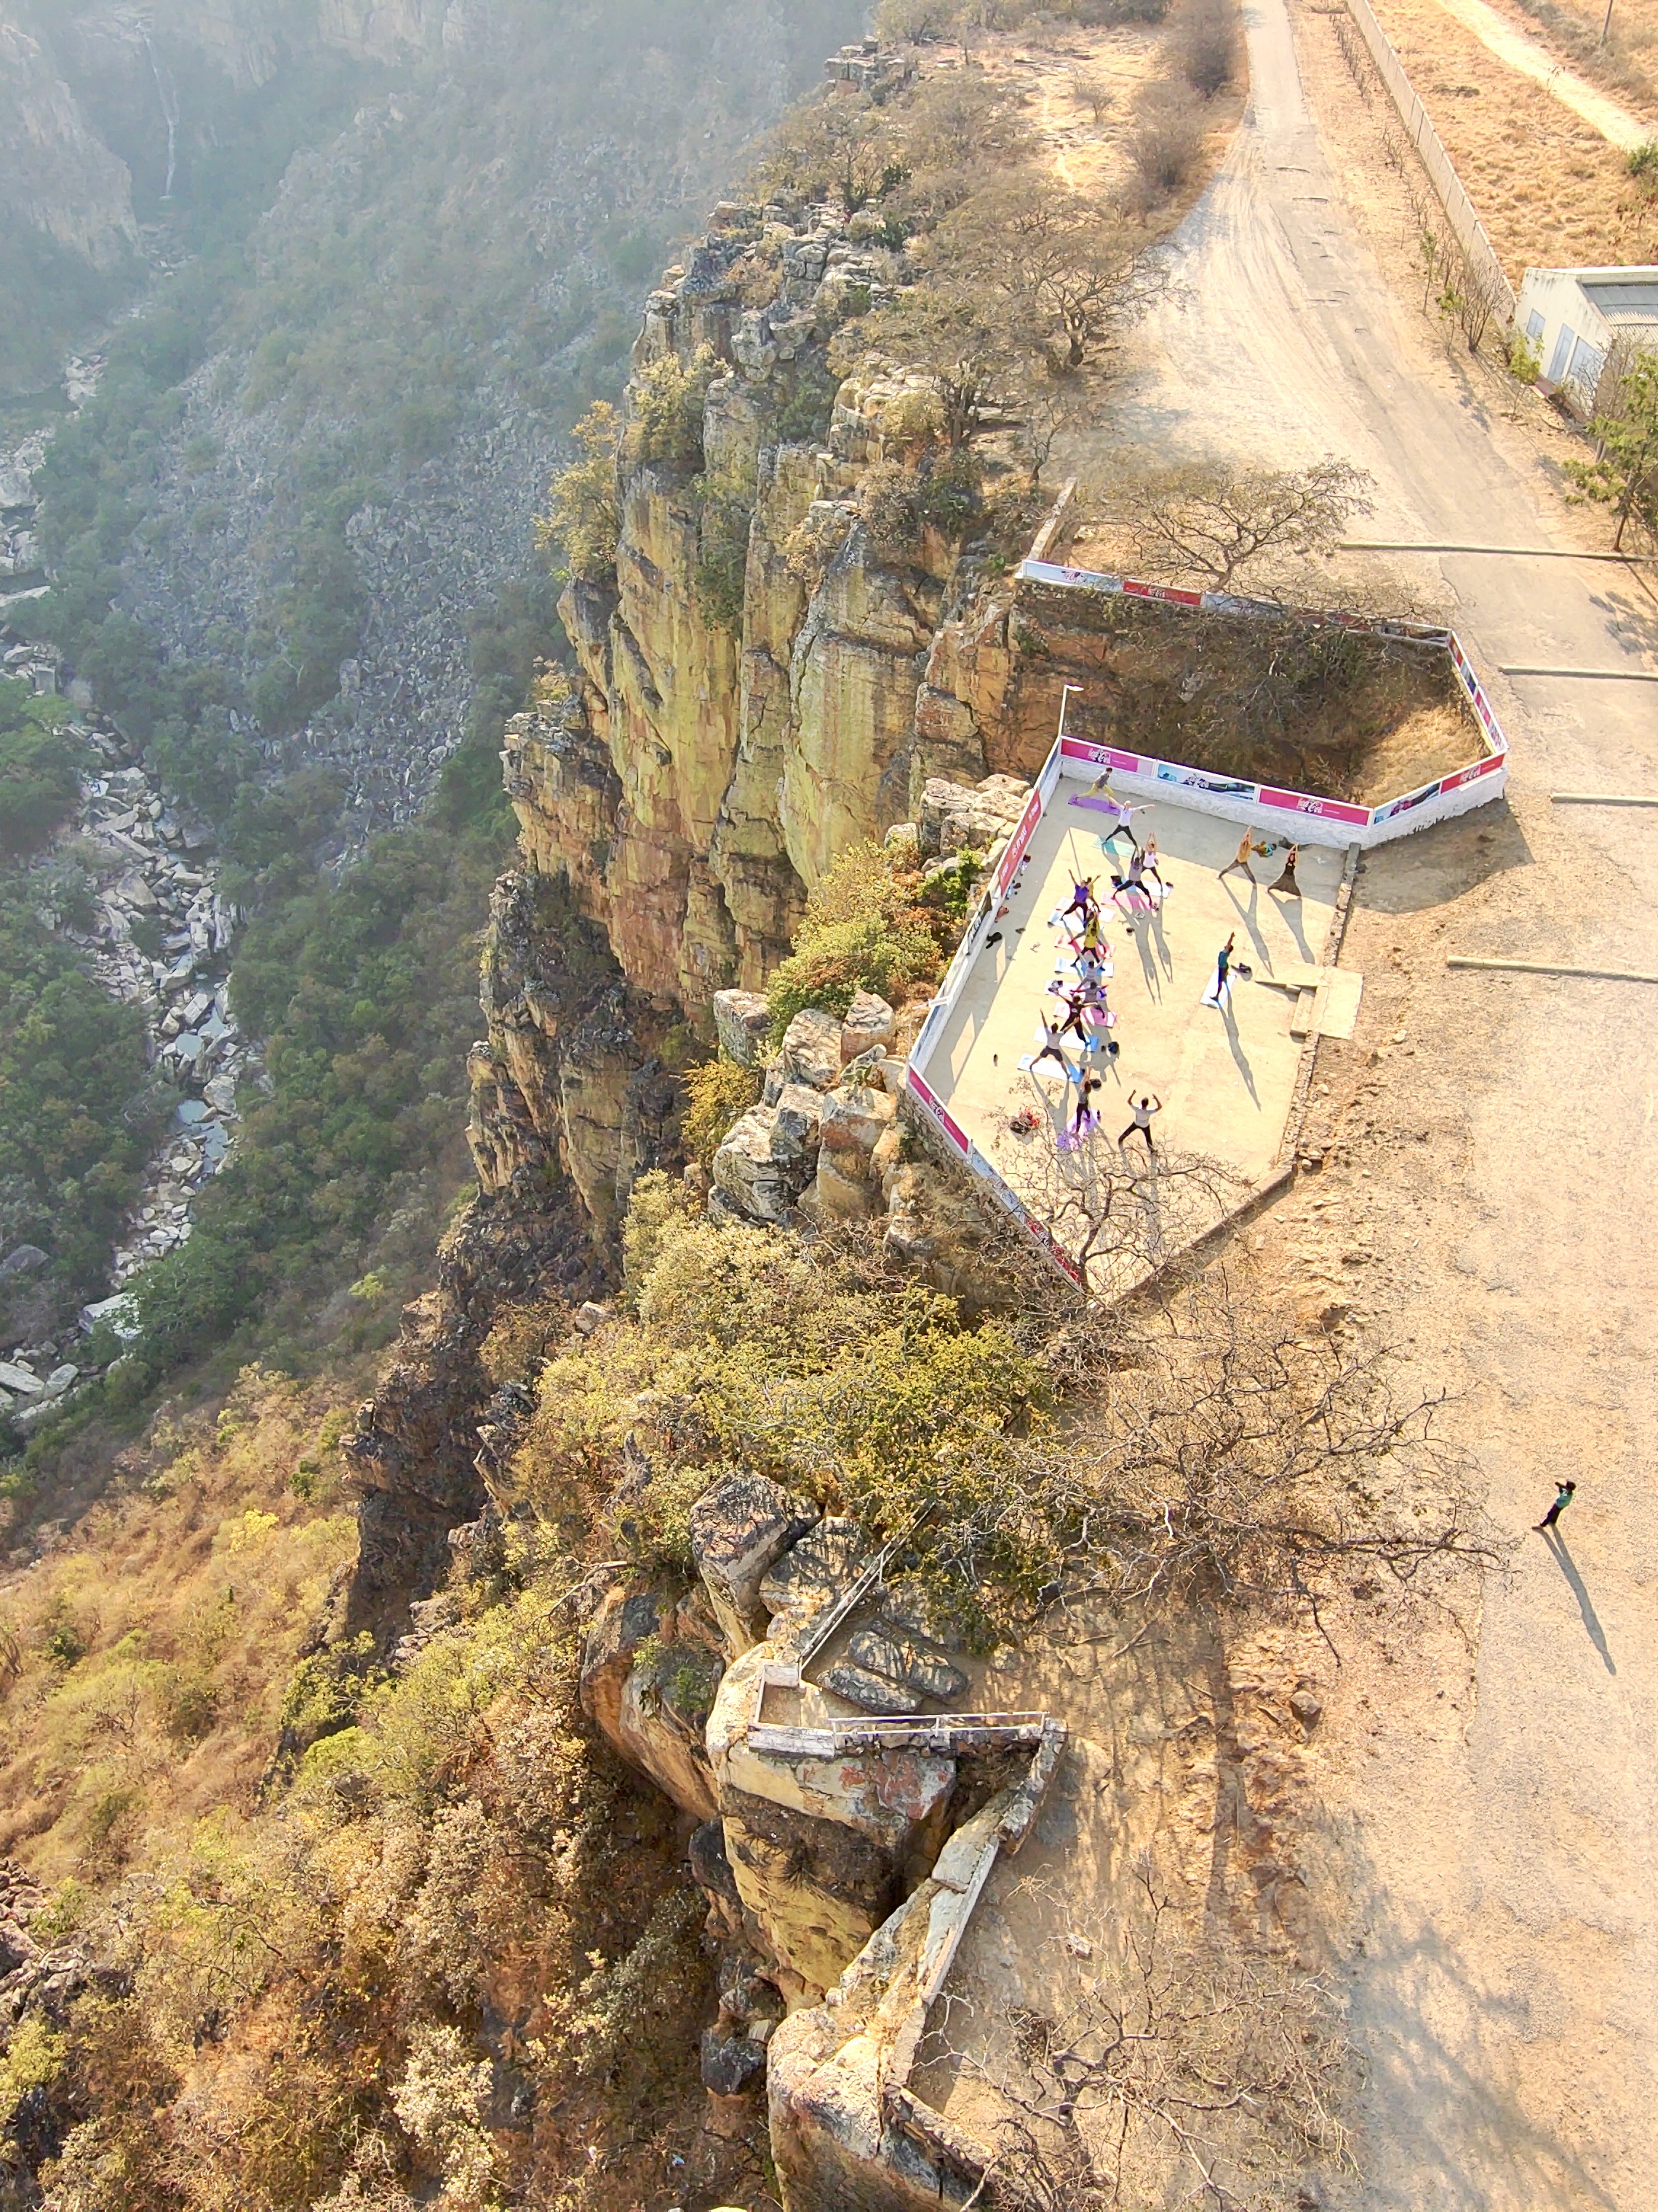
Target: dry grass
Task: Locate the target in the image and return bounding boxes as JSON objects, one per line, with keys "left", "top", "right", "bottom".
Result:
{"left": 1500, "top": 0, "right": 1658, "bottom": 106}
{"left": 1369, "top": 0, "right": 1658, "bottom": 272}
{"left": 0, "top": 1368, "right": 359, "bottom": 1886}
{"left": 979, "top": 17, "right": 1248, "bottom": 226}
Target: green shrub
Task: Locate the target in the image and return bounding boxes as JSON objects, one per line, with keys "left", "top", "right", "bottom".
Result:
{"left": 620, "top": 1169, "right": 703, "bottom": 1305}
{"left": 768, "top": 910, "right": 940, "bottom": 1030}
{"left": 693, "top": 470, "right": 755, "bottom": 629}
{"left": 681, "top": 1057, "right": 761, "bottom": 1168}
{"left": 628, "top": 343, "right": 719, "bottom": 476}
{"left": 538, "top": 401, "right": 621, "bottom": 584}
{"left": 918, "top": 447, "right": 984, "bottom": 537}
{"left": 774, "top": 354, "right": 842, "bottom": 445}
{"left": 0, "top": 683, "right": 79, "bottom": 859}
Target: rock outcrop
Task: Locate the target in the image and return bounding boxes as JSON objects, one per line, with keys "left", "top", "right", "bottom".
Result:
{"left": 0, "top": 23, "right": 137, "bottom": 269}
{"left": 492, "top": 198, "right": 1066, "bottom": 1035}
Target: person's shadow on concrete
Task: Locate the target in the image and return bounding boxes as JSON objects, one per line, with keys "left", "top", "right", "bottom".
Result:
{"left": 1213, "top": 984, "right": 1261, "bottom": 1106}
{"left": 1540, "top": 1529, "right": 1616, "bottom": 1674}
{"left": 1270, "top": 887, "right": 1313, "bottom": 963}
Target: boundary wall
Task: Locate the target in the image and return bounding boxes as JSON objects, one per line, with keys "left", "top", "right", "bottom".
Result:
{"left": 901, "top": 568, "right": 1510, "bottom": 1290}
{"left": 1340, "top": 0, "right": 1516, "bottom": 320}
{"left": 1018, "top": 560, "right": 1509, "bottom": 846}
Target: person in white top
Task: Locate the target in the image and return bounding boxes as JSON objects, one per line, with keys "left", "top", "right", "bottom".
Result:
{"left": 1032, "top": 1019, "right": 1072, "bottom": 1076}
{"left": 1118, "top": 1091, "right": 1161, "bottom": 1153}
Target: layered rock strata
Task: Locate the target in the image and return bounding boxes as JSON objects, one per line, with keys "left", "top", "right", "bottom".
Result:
{"left": 491, "top": 202, "right": 1065, "bottom": 1041}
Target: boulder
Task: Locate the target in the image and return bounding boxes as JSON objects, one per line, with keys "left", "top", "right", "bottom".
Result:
{"left": 701, "top": 2028, "right": 768, "bottom": 2097}
{"left": 712, "top": 1106, "right": 808, "bottom": 1225}
{"left": 580, "top": 1580, "right": 722, "bottom": 1822}
{"left": 869, "top": 1122, "right": 904, "bottom": 1196}
{"left": 839, "top": 991, "right": 896, "bottom": 1064}
{"left": 771, "top": 1083, "right": 824, "bottom": 1161}
{"left": 776, "top": 1008, "right": 841, "bottom": 1094}
{"left": 715, "top": 1774, "right": 906, "bottom": 1992}
{"left": 818, "top": 1083, "right": 895, "bottom": 1161}
{"left": 113, "top": 872, "right": 158, "bottom": 912}
{"left": 713, "top": 989, "right": 774, "bottom": 1067}
{"left": 808, "top": 1154, "right": 875, "bottom": 1223}
{"left": 822, "top": 1660, "right": 923, "bottom": 1715}
{"left": 759, "top": 1516, "right": 868, "bottom": 1628}
{"left": 917, "top": 772, "right": 1030, "bottom": 859}
{"left": 691, "top": 1472, "right": 819, "bottom": 1654}
{"left": 0, "top": 1248, "right": 47, "bottom": 1284}
{"left": 846, "top": 1627, "right": 967, "bottom": 1705}
{"left": 0, "top": 1365, "right": 42, "bottom": 1398}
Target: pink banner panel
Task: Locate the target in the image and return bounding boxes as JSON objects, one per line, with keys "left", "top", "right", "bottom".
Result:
{"left": 1123, "top": 578, "right": 1203, "bottom": 608}
{"left": 1256, "top": 787, "right": 1372, "bottom": 827}
{"left": 1059, "top": 736, "right": 1144, "bottom": 773}
{"left": 1440, "top": 752, "right": 1506, "bottom": 795}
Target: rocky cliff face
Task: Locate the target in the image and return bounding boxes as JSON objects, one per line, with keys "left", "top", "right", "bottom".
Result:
{"left": 466, "top": 186, "right": 1072, "bottom": 1209}
{"left": 0, "top": 19, "right": 138, "bottom": 269}
{"left": 539, "top": 206, "right": 1029, "bottom": 1017}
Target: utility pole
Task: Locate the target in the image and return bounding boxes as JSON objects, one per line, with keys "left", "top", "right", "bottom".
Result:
{"left": 1598, "top": 0, "right": 1613, "bottom": 47}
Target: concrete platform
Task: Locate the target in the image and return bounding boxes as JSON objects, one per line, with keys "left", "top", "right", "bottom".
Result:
{"left": 924, "top": 796, "right": 1347, "bottom": 1277}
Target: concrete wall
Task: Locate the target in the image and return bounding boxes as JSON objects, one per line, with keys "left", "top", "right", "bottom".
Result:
{"left": 1342, "top": 0, "right": 1515, "bottom": 319}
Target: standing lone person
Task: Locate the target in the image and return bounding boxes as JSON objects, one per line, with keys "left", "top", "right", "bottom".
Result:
{"left": 1205, "top": 932, "right": 1237, "bottom": 1008}
{"left": 1219, "top": 830, "right": 1263, "bottom": 885}
{"left": 1269, "top": 841, "right": 1303, "bottom": 900}
{"left": 1119, "top": 1091, "right": 1161, "bottom": 1154}
{"left": 1535, "top": 1480, "right": 1577, "bottom": 1532}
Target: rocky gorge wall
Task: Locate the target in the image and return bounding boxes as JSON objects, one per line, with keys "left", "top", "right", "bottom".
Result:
{"left": 468, "top": 183, "right": 1086, "bottom": 1213}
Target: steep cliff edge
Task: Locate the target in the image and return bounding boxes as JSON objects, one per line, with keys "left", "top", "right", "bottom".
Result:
{"left": 467, "top": 188, "right": 1068, "bottom": 1209}
{"left": 501, "top": 201, "right": 1054, "bottom": 1024}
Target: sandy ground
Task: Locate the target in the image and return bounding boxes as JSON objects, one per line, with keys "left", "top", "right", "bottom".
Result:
{"left": 977, "top": 23, "right": 1248, "bottom": 215}
{"left": 981, "top": 0, "right": 1658, "bottom": 2200}
{"left": 925, "top": 797, "right": 1344, "bottom": 1247}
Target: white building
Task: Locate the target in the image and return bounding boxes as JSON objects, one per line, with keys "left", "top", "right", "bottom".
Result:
{"left": 1515, "top": 265, "right": 1658, "bottom": 410}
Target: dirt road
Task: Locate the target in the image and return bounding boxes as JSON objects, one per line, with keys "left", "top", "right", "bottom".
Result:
{"left": 1079, "top": 4, "right": 1658, "bottom": 2203}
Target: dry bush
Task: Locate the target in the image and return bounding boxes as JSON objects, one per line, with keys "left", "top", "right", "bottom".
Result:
{"left": 680, "top": 1057, "right": 762, "bottom": 1170}
{"left": 1072, "top": 68, "right": 1114, "bottom": 122}
{"left": 0, "top": 1368, "right": 357, "bottom": 1882}
{"left": 1171, "top": 0, "right": 1240, "bottom": 100}
{"left": 1128, "top": 82, "right": 1207, "bottom": 204}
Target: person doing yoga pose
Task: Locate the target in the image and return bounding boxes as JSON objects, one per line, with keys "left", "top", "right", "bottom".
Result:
{"left": 1119, "top": 1091, "right": 1161, "bottom": 1153}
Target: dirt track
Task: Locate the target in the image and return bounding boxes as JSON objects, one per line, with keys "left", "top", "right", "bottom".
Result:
{"left": 1056, "top": 1, "right": 1658, "bottom": 2202}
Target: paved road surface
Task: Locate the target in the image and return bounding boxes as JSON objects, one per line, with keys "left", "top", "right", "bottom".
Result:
{"left": 1096, "top": 4, "right": 1658, "bottom": 2204}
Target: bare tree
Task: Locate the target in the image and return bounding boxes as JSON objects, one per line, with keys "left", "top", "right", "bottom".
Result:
{"left": 1122, "top": 458, "right": 1376, "bottom": 590}
{"left": 928, "top": 1863, "right": 1355, "bottom": 2212}
{"left": 1044, "top": 1276, "right": 1503, "bottom": 1637}
{"left": 984, "top": 1115, "right": 1244, "bottom": 1301}
{"left": 757, "top": 89, "right": 908, "bottom": 215}
{"left": 1016, "top": 375, "right": 1092, "bottom": 489}
{"left": 939, "top": 180, "right": 1166, "bottom": 377}
{"left": 1401, "top": 179, "right": 1509, "bottom": 356}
